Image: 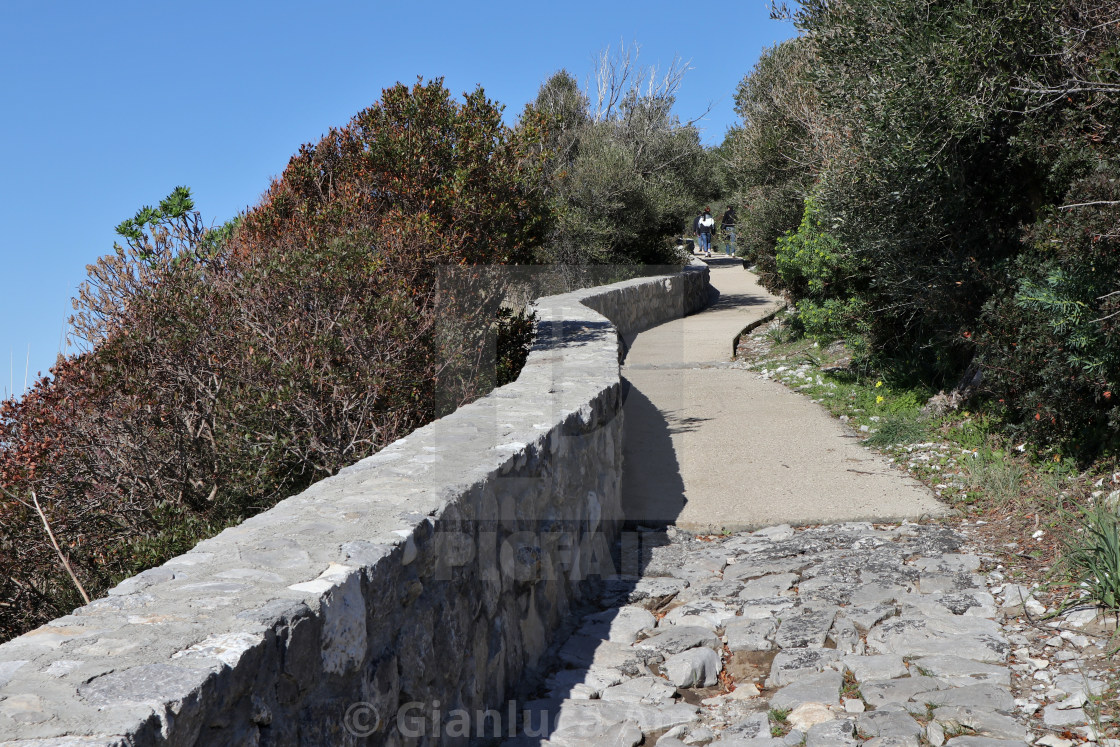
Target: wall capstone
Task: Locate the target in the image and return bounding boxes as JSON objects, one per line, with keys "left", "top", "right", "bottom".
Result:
{"left": 0, "top": 260, "right": 710, "bottom": 745}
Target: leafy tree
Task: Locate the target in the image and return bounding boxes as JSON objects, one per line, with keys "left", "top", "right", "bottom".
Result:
{"left": 723, "top": 37, "right": 821, "bottom": 282}
{"left": 785, "top": 0, "right": 1060, "bottom": 380}
{"left": 523, "top": 47, "right": 718, "bottom": 266}
{"left": 737, "top": 0, "right": 1120, "bottom": 454}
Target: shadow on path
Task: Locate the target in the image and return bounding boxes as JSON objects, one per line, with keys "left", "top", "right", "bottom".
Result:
{"left": 619, "top": 377, "right": 697, "bottom": 529}
{"left": 708, "top": 293, "right": 772, "bottom": 311}
{"left": 500, "top": 328, "right": 700, "bottom": 745}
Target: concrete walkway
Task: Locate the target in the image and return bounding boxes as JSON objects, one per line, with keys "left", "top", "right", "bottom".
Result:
{"left": 621, "top": 258, "right": 947, "bottom": 531}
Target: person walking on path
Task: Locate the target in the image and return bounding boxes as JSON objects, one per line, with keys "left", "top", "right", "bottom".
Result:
{"left": 720, "top": 205, "right": 736, "bottom": 256}
{"left": 694, "top": 207, "right": 715, "bottom": 257}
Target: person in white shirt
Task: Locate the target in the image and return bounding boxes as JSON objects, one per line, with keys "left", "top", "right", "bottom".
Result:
{"left": 694, "top": 208, "right": 715, "bottom": 257}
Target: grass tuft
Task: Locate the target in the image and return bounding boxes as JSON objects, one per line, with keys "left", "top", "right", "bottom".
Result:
{"left": 865, "top": 413, "right": 929, "bottom": 446}
{"left": 963, "top": 455, "right": 1027, "bottom": 508}
{"left": 1060, "top": 502, "right": 1120, "bottom": 612}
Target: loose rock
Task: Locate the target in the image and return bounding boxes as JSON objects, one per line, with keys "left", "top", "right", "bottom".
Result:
{"left": 664, "top": 647, "right": 722, "bottom": 688}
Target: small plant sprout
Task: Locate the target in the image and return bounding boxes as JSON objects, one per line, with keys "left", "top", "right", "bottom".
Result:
{"left": 769, "top": 708, "right": 791, "bottom": 737}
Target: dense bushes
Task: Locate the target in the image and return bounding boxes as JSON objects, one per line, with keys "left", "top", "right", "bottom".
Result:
{"left": 978, "top": 178, "right": 1120, "bottom": 452}
{"left": 239, "top": 80, "right": 547, "bottom": 266}
{"left": 722, "top": 37, "right": 819, "bottom": 284}
{"left": 0, "top": 79, "right": 548, "bottom": 642}
{"left": 727, "top": 0, "right": 1120, "bottom": 457}
{"left": 973, "top": 1, "right": 1120, "bottom": 452}
{"left": 523, "top": 50, "right": 719, "bottom": 266}
{"left": 790, "top": 0, "right": 1050, "bottom": 377}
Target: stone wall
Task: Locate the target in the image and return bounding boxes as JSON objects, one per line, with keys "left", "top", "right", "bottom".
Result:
{"left": 0, "top": 261, "right": 710, "bottom": 745}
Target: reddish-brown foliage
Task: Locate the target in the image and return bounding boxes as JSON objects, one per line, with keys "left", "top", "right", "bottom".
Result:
{"left": 239, "top": 78, "right": 547, "bottom": 265}
{"left": 0, "top": 78, "right": 547, "bottom": 642}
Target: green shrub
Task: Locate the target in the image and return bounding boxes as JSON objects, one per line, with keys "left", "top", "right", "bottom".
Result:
{"left": 795, "top": 298, "right": 870, "bottom": 344}
{"left": 977, "top": 171, "right": 1120, "bottom": 459}
{"left": 770, "top": 197, "right": 870, "bottom": 345}
{"left": 775, "top": 198, "right": 854, "bottom": 297}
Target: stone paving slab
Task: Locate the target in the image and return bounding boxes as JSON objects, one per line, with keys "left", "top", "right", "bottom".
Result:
{"left": 503, "top": 522, "right": 1113, "bottom": 747}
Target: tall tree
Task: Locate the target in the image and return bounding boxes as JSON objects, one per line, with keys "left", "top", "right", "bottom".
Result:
{"left": 723, "top": 37, "right": 822, "bottom": 285}
{"left": 523, "top": 46, "right": 718, "bottom": 266}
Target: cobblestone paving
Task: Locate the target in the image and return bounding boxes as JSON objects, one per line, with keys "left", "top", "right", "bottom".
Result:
{"left": 505, "top": 522, "right": 1118, "bottom": 747}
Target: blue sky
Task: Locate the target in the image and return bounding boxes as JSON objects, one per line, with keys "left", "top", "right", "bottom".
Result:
{"left": 0, "top": 1, "right": 794, "bottom": 393}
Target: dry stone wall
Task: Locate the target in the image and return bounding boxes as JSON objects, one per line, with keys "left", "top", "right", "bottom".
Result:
{"left": 0, "top": 261, "right": 710, "bottom": 745}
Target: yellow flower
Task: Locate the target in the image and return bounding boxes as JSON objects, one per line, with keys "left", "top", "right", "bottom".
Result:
{"left": 876, "top": 395, "right": 884, "bottom": 404}
{"left": 875, "top": 380, "right": 883, "bottom": 388}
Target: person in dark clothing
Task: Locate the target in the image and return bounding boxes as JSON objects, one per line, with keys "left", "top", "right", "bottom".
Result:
{"left": 720, "top": 206, "right": 737, "bottom": 256}
{"left": 694, "top": 207, "right": 715, "bottom": 257}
